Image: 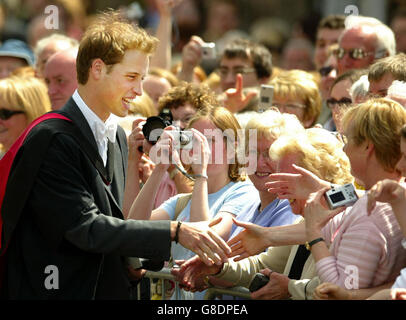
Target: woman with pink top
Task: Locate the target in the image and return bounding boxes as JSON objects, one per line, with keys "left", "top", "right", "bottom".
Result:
{"left": 227, "top": 98, "right": 406, "bottom": 297}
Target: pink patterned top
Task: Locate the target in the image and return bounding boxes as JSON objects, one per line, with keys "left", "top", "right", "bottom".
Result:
{"left": 317, "top": 194, "right": 406, "bottom": 289}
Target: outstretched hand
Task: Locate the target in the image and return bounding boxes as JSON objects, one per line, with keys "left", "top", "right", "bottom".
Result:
{"left": 266, "top": 164, "right": 329, "bottom": 201}
{"left": 178, "top": 217, "right": 231, "bottom": 266}
{"left": 227, "top": 218, "right": 270, "bottom": 261}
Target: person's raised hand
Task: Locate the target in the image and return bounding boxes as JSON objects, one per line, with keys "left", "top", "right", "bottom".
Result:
{"left": 223, "top": 74, "right": 257, "bottom": 113}
{"left": 304, "top": 187, "right": 344, "bottom": 238}
{"left": 227, "top": 218, "right": 270, "bottom": 261}
{"left": 367, "top": 179, "right": 406, "bottom": 215}
{"left": 266, "top": 164, "right": 330, "bottom": 201}
{"left": 128, "top": 117, "right": 147, "bottom": 162}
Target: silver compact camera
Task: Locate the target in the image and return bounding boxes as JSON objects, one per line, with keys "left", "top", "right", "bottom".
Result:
{"left": 172, "top": 130, "right": 193, "bottom": 150}
{"left": 201, "top": 42, "right": 216, "bottom": 60}
{"left": 258, "top": 84, "right": 274, "bottom": 112}
{"left": 324, "top": 183, "right": 358, "bottom": 210}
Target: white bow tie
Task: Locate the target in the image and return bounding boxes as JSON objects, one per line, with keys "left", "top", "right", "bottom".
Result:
{"left": 94, "top": 121, "right": 117, "bottom": 143}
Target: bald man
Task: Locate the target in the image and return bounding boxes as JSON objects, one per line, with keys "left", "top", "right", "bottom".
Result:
{"left": 44, "top": 48, "right": 78, "bottom": 110}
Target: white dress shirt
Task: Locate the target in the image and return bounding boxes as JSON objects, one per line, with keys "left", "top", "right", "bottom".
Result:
{"left": 72, "top": 90, "right": 117, "bottom": 166}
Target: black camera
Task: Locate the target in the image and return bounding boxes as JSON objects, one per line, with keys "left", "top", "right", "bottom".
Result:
{"left": 142, "top": 109, "right": 193, "bottom": 149}
{"left": 248, "top": 273, "right": 269, "bottom": 292}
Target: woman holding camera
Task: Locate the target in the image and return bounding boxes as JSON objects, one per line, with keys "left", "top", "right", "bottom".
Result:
{"left": 128, "top": 106, "right": 258, "bottom": 298}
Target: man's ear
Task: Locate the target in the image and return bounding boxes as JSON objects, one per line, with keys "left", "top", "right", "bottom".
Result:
{"left": 89, "top": 58, "right": 105, "bottom": 80}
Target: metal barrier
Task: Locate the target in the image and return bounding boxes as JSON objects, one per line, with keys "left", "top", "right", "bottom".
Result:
{"left": 141, "top": 268, "right": 251, "bottom": 300}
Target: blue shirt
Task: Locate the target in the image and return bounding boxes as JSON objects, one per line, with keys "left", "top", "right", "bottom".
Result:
{"left": 159, "top": 180, "right": 259, "bottom": 262}
{"left": 229, "top": 198, "right": 298, "bottom": 240}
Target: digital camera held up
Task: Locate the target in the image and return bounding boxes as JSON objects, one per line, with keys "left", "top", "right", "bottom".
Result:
{"left": 142, "top": 109, "right": 193, "bottom": 150}
{"left": 324, "top": 183, "right": 358, "bottom": 210}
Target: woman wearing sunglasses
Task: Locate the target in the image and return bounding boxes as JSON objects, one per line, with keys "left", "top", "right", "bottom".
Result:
{"left": 0, "top": 75, "right": 51, "bottom": 157}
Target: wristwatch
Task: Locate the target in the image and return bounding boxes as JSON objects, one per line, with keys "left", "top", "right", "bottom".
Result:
{"left": 305, "top": 237, "right": 324, "bottom": 251}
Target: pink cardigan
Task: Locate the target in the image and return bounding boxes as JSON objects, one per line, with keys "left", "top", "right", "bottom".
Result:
{"left": 318, "top": 195, "right": 406, "bottom": 289}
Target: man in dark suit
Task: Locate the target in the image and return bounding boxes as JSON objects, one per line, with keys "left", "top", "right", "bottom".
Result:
{"left": 0, "top": 10, "right": 230, "bottom": 299}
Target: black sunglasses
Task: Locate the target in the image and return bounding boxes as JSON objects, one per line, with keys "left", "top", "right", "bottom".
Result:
{"left": 0, "top": 108, "right": 25, "bottom": 120}
{"left": 326, "top": 97, "right": 352, "bottom": 109}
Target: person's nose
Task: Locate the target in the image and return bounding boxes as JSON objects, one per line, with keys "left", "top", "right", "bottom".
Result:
{"left": 48, "top": 83, "right": 58, "bottom": 96}
{"left": 133, "top": 80, "right": 143, "bottom": 96}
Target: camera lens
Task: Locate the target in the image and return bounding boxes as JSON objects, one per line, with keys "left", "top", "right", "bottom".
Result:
{"left": 142, "top": 116, "right": 167, "bottom": 144}
{"left": 179, "top": 131, "right": 191, "bottom": 146}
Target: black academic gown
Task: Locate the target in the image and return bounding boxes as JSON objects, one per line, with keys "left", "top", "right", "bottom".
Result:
{"left": 2, "top": 98, "right": 171, "bottom": 299}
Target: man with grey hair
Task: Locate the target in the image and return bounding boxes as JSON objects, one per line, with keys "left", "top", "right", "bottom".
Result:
{"left": 43, "top": 48, "right": 78, "bottom": 110}
{"left": 335, "top": 15, "right": 396, "bottom": 75}
{"left": 34, "top": 33, "right": 78, "bottom": 78}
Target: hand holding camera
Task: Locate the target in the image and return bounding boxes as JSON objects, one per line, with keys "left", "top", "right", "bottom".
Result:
{"left": 181, "top": 128, "right": 211, "bottom": 177}
{"left": 129, "top": 117, "right": 147, "bottom": 162}
{"left": 304, "top": 187, "right": 347, "bottom": 238}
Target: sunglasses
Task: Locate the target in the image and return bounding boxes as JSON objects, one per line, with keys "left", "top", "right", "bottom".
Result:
{"left": 0, "top": 108, "right": 25, "bottom": 120}
{"left": 326, "top": 97, "right": 352, "bottom": 109}
{"left": 333, "top": 48, "right": 374, "bottom": 60}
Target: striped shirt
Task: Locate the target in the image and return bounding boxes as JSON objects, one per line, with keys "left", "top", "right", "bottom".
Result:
{"left": 317, "top": 194, "right": 406, "bottom": 289}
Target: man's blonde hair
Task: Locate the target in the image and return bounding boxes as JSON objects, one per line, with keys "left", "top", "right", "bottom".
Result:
{"left": 77, "top": 10, "right": 158, "bottom": 84}
{"left": 341, "top": 98, "right": 406, "bottom": 172}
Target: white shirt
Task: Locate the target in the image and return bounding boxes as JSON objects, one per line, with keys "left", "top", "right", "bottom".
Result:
{"left": 72, "top": 90, "right": 117, "bottom": 166}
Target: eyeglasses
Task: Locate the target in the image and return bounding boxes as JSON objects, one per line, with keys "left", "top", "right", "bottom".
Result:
{"left": 333, "top": 47, "right": 374, "bottom": 60}
{"left": 218, "top": 67, "right": 256, "bottom": 77}
{"left": 326, "top": 97, "right": 352, "bottom": 109}
{"left": 272, "top": 102, "right": 306, "bottom": 112}
{"left": 319, "top": 66, "right": 334, "bottom": 77}
{"left": 0, "top": 108, "right": 25, "bottom": 120}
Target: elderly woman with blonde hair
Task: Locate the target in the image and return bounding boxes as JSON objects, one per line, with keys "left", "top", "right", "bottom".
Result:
{"left": 0, "top": 76, "right": 51, "bottom": 156}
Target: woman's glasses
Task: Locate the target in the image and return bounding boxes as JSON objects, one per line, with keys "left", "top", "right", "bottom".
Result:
{"left": 0, "top": 108, "right": 25, "bottom": 120}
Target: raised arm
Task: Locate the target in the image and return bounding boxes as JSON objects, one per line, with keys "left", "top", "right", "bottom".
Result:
{"left": 127, "top": 127, "right": 177, "bottom": 220}
{"left": 228, "top": 218, "right": 306, "bottom": 261}
{"left": 149, "top": 0, "right": 183, "bottom": 70}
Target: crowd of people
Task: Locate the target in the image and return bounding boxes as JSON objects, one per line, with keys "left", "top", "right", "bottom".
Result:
{"left": 0, "top": 0, "right": 406, "bottom": 301}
